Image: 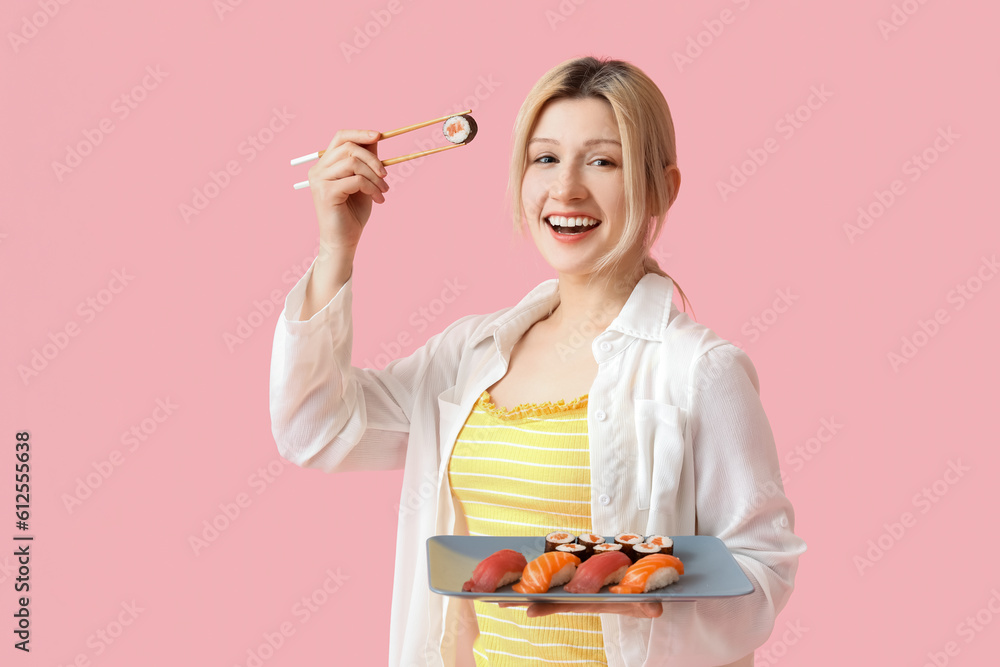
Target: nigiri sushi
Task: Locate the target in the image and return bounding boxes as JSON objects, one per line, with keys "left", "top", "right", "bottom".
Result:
{"left": 462, "top": 549, "right": 528, "bottom": 593}
{"left": 563, "top": 551, "right": 632, "bottom": 594}
{"left": 512, "top": 551, "right": 581, "bottom": 594}
{"left": 609, "top": 554, "right": 685, "bottom": 594}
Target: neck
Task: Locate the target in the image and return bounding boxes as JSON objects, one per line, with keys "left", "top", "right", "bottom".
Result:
{"left": 547, "top": 266, "right": 645, "bottom": 334}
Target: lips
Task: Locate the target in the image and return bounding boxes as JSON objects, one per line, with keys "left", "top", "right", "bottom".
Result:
{"left": 544, "top": 214, "right": 602, "bottom": 234}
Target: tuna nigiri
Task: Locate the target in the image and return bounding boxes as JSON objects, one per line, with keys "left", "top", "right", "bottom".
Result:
{"left": 512, "top": 551, "right": 581, "bottom": 594}
{"left": 462, "top": 549, "right": 528, "bottom": 593}
{"left": 609, "top": 554, "right": 685, "bottom": 594}
{"left": 563, "top": 550, "right": 632, "bottom": 594}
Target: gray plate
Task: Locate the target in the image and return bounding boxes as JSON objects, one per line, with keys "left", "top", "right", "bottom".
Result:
{"left": 427, "top": 535, "right": 754, "bottom": 603}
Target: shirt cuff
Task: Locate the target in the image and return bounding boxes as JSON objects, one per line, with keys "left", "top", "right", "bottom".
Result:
{"left": 279, "top": 256, "right": 352, "bottom": 335}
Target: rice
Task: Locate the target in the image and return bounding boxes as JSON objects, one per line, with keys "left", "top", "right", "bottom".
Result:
{"left": 643, "top": 566, "right": 680, "bottom": 592}
{"left": 550, "top": 563, "right": 578, "bottom": 588}
{"left": 495, "top": 570, "right": 523, "bottom": 589}
{"left": 442, "top": 115, "right": 478, "bottom": 144}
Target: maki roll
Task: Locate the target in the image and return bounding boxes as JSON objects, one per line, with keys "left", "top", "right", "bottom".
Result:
{"left": 578, "top": 533, "right": 606, "bottom": 559}
{"left": 443, "top": 114, "right": 478, "bottom": 145}
{"left": 645, "top": 535, "right": 673, "bottom": 556}
{"left": 592, "top": 543, "right": 623, "bottom": 555}
{"left": 632, "top": 543, "right": 663, "bottom": 558}
{"left": 544, "top": 531, "right": 577, "bottom": 553}
{"left": 614, "top": 533, "right": 644, "bottom": 563}
{"left": 555, "top": 543, "right": 587, "bottom": 560}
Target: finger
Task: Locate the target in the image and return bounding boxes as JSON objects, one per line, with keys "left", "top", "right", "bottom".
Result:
{"left": 311, "top": 155, "right": 389, "bottom": 193}
{"left": 315, "top": 141, "right": 388, "bottom": 184}
{"left": 644, "top": 602, "right": 663, "bottom": 618}
{"left": 328, "top": 129, "right": 381, "bottom": 155}
{"left": 525, "top": 602, "right": 660, "bottom": 618}
{"left": 311, "top": 174, "right": 384, "bottom": 206}
{"left": 526, "top": 603, "right": 577, "bottom": 617}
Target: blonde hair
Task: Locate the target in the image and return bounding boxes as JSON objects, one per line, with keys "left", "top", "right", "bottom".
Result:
{"left": 506, "top": 56, "right": 694, "bottom": 317}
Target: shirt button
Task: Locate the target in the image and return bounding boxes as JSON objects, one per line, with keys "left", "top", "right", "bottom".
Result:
{"left": 599, "top": 494, "right": 611, "bottom": 505}
{"left": 595, "top": 410, "right": 607, "bottom": 421}
{"left": 779, "top": 516, "right": 789, "bottom": 528}
{"left": 599, "top": 341, "right": 612, "bottom": 352}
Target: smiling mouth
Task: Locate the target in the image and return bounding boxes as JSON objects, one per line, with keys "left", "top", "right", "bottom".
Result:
{"left": 545, "top": 215, "right": 602, "bottom": 234}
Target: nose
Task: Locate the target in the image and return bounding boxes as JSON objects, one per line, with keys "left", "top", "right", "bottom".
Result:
{"left": 550, "top": 164, "right": 587, "bottom": 200}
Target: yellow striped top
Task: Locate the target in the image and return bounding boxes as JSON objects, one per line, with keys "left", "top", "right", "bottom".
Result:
{"left": 447, "top": 389, "right": 607, "bottom": 666}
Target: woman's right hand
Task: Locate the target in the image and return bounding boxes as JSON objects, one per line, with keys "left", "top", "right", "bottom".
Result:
{"left": 307, "top": 129, "right": 390, "bottom": 254}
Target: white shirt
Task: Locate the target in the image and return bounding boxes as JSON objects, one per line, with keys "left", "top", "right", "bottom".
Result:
{"left": 269, "top": 259, "right": 806, "bottom": 667}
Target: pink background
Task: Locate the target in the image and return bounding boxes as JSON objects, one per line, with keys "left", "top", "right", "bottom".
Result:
{"left": 3, "top": 0, "right": 999, "bottom": 665}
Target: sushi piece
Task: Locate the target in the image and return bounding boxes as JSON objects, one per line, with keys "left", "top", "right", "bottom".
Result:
{"left": 632, "top": 543, "right": 663, "bottom": 558}
{"left": 592, "top": 543, "right": 623, "bottom": 555}
{"left": 544, "top": 531, "right": 577, "bottom": 553}
{"left": 609, "top": 554, "right": 685, "bottom": 594}
{"left": 462, "top": 549, "right": 528, "bottom": 593}
{"left": 512, "top": 551, "right": 581, "bottom": 594}
{"left": 555, "top": 543, "right": 587, "bottom": 559}
{"left": 563, "top": 551, "right": 632, "bottom": 594}
{"left": 578, "top": 533, "right": 606, "bottom": 558}
{"left": 442, "top": 115, "right": 478, "bottom": 145}
{"left": 645, "top": 535, "right": 673, "bottom": 555}
{"left": 614, "top": 533, "right": 644, "bottom": 562}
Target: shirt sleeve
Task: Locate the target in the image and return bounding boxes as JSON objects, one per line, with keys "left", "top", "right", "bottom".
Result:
{"left": 268, "top": 258, "right": 481, "bottom": 474}
{"left": 647, "top": 343, "right": 807, "bottom": 664}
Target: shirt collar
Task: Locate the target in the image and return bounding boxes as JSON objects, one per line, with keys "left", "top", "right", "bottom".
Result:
{"left": 472, "top": 272, "right": 676, "bottom": 353}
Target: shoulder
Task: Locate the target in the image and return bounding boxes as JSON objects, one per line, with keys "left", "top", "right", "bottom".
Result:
{"left": 433, "top": 277, "right": 560, "bottom": 351}
{"left": 652, "top": 307, "right": 761, "bottom": 408}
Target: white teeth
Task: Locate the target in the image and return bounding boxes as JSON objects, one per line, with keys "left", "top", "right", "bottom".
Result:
{"left": 547, "top": 215, "right": 600, "bottom": 227}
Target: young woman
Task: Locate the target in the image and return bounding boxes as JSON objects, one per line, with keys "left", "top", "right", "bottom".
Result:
{"left": 270, "top": 56, "right": 805, "bottom": 667}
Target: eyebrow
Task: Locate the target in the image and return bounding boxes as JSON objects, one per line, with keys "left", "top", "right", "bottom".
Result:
{"left": 528, "top": 138, "right": 622, "bottom": 147}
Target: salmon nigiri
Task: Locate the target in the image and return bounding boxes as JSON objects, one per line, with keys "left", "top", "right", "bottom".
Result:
{"left": 609, "top": 554, "right": 684, "bottom": 594}
{"left": 512, "top": 551, "right": 581, "bottom": 594}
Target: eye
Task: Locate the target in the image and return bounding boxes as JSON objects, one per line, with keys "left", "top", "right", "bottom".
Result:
{"left": 592, "top": 158, "right": 616, "bottom": 167}
{"left": 534, "top": 155, "right": 557, "bottom": 164}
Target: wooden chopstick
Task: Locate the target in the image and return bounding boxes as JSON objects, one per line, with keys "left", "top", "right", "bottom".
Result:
{"left": 289, "top": 109, "right": 472, "bottom": 166}
{"left": 291, "top": 142, "right": 469, "bottom": 189}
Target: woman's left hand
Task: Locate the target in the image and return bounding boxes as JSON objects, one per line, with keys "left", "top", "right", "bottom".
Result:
{"left": 497, "top": 601, "right": 662, "bottom": 618}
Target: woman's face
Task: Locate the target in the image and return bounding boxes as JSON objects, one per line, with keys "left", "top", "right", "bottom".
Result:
{"left": 521, "top": 97, "right": 636, "bottom": 280}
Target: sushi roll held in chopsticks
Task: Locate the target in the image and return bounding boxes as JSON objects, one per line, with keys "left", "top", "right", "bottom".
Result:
{"left": 443, "top": 114, "right": 478, "bottom": 145}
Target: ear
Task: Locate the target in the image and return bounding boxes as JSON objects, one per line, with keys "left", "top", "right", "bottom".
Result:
{"left": 664, "top": 165, "right": 681, "bottom": 210}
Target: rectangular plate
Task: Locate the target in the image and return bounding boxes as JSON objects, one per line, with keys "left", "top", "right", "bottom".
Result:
{"left": 427, "top": 535, "right": 754, "bottom": 603}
